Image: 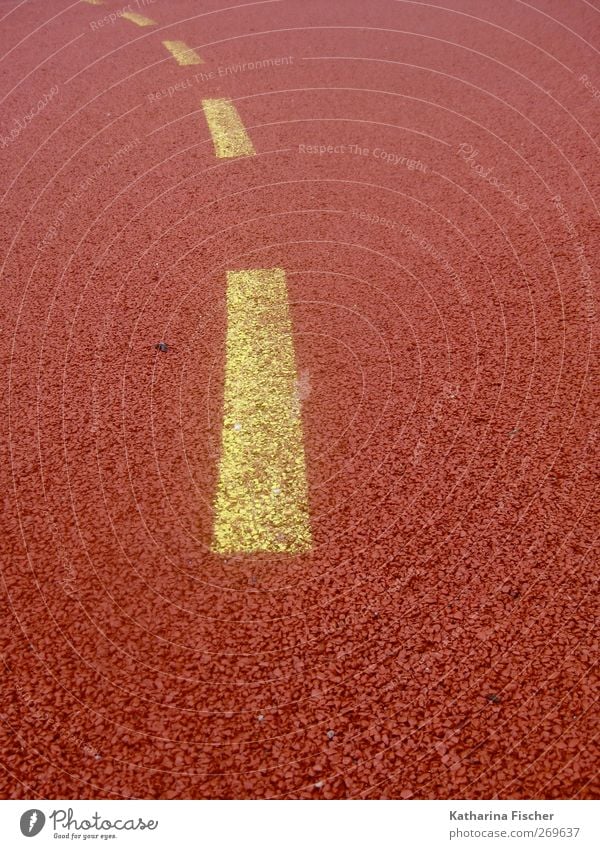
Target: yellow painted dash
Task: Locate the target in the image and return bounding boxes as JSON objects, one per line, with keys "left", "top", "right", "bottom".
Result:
{"left": 82, "top": 0, "right": 103, "bottom": 5}
{"left": 163, "top": 40, "right": 204, "bottom": 66}
{"left": 202, "top": 98, "right": 256, "bottom": 158}
{"left": 121, "top": 10, "right": 156, "bottom": 26}
{"left": 212, "top": 268, "right": 312, "bottom": 554}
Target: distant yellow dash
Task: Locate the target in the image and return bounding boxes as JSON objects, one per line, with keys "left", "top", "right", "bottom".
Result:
{"left": 202, "top": 98, "right": 256, "bottom": 158}
{"left": 82, "top": 0, "right": 103, "bottom": 5}
{"left": 212, "top": 268, "right": 312, "bottom": 554}
{"left": 121, "top": 10, "right": 156, "bottom": 26}
{"left": 163, "top": 40, "right": 203, "bottom": 66}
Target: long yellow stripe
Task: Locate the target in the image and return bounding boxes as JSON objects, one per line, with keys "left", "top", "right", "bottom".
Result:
{"left": 163, "top": 40, "right": 204, "bottom": 66}
{"left": 202, "top": 98, "right": 256, "bottom": 158}
{"left": 212, "top": 268, "right": 312, "bottom": 554}
{"left": 121, "top": 10, "right": 156, "bottom": 26}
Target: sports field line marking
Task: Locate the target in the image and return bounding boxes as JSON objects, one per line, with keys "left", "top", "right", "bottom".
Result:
{"left": 202, "top": 98, "right": 256, "bottom": 158}
{"left": 121, "top": 10, "right": 156, "bottom": 27}
{"left": 162, "top": 40, "right": 204, "bottom": 66}
{"left": 212, "top": 268, "right": 312, "bottom": 554}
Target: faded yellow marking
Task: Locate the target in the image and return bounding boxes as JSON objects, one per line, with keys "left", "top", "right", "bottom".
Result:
{"left": 202, "top": 98, "right": 256, "bottom": 158}
{"left": 121, "top": 10, "right": 156, "bottom": 26}
{"left": 163, "top": 40, "right": 203, "bottom": 66}
{"left": 212, "top": 268, "right": 312, "bottom": 554}
{"left": 82, "top": 0, "right": 103, "bottom": 5}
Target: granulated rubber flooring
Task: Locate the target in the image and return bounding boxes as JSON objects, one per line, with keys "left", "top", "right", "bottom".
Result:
{"left": 1, "top": 0, "right": 598, "bottom": 799}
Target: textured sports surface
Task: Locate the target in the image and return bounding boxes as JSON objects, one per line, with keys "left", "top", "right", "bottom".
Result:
{"left": 1, "top": 0, "right": 598, "bottom": 799}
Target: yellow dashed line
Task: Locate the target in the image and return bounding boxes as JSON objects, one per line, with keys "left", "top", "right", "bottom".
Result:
{"left": 163, "top": 40, "right": 203, "bottom": 66}
{"left": 212, "top": 268, "right": 312, "bottom": 554}
{"left": 121, "top": 10, "right": 156, "bottom": 27}
{"left": 82, "top": 0, "right": 103, "bottom": 5}
{"left": 202, "top": 98, "right": 256, "bottom": 158}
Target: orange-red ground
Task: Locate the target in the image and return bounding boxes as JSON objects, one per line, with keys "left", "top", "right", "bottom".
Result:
{"left": 1, "top": 0, "right": 598, "bottom": 799}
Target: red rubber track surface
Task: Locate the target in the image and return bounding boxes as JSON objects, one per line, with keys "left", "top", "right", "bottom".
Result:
{"left": 1, "top": 0, "right": 598, "bottom": 799}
